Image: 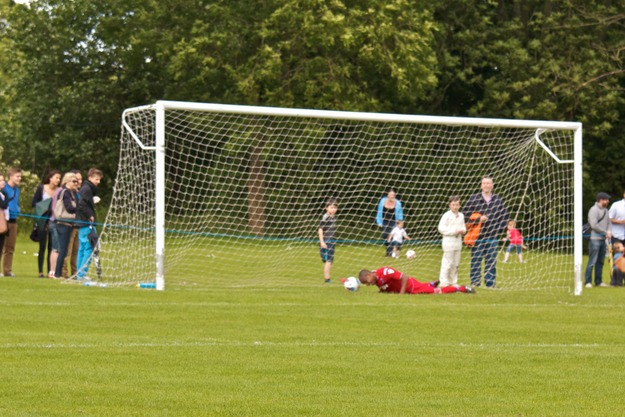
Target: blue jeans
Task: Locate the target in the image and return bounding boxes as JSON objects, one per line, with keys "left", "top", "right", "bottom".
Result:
{"left": 585, "top": 239, "right": 606, "bottom": 285}
{"left": 54, "top": 223, "right": 74, "bottom": 278}
{"left": 76, "top": 226, "right": 93, "bottom": 279}
{"left": 470, "top": 238, "right": 498, "bottom": 287}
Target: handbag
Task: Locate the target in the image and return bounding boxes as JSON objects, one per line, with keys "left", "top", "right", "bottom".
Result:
{"left": 0, "top": 212, "right": 7, "bottom": 234}
{"left": 53, "top": 189, "right": 76, "bottom": 221}
{"left": 30, "top": 223, "right": 39, "bottom": 242}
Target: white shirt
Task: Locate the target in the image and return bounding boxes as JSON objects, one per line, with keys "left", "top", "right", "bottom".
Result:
{"left": 438, "top": 210, "right": 466, "bottom": 250}
{"left": 389, "top": 227, "right": 408, "bottom": 243}
{"left": 609, "top": 199, "right": 625, "bottom": 240}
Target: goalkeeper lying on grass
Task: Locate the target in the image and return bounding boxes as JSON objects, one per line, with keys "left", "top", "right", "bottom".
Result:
{"left": 358, "top": 267, "right": 476, "bottom": 294}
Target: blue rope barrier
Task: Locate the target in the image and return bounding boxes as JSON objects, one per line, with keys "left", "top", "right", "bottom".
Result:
{"left": 16, "top": 213, "right": 581, "bottom": 246}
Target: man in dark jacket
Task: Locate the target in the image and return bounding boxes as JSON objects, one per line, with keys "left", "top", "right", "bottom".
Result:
{"left": 75, "top": 168, "right": 102, "bottom": 280}
{"left": 463, "top": 176, "right": 509, "bottom": 288}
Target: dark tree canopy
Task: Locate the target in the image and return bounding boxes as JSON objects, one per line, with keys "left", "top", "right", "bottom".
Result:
{"left": 1, "top": 0, "right": 624, "bottom": 211}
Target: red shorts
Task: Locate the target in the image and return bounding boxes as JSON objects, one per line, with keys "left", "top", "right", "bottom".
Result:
{"left": 407, "top": 278, "right": 436, "bottom": 294}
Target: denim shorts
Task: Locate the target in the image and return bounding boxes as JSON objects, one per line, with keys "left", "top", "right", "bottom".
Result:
{"left": 507, "top": 244, "right": 522, "bottom": 254}
{"left": 48, "top": 222, "right": 60, "bottom": 252}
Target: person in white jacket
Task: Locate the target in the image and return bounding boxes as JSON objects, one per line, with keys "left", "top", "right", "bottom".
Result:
{"left": 438, "top": 196, "right": 466, "bottom": 286}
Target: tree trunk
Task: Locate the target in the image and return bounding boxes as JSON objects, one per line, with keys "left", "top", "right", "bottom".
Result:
{"left": 247, "top": 138, "right": 266, "bottom": 236}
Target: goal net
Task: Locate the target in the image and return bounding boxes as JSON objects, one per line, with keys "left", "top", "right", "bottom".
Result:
{"left": 99, "top": 101, "right": 582, "bottom": 292}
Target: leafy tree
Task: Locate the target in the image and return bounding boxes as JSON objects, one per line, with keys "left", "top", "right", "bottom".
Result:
{"left": 2, "top": 0, "right": 625, "bottom": 218}
{"left": 163, "top": 0, "right": 440, "bottom": 232}
{"left": 428, "top": 0, "right": 625, "bottom": 207}
{"left": 165, "top": 0, "right": 439, "bottom": 112}
{"left": 0, "top": 0, "right": 171, "bottom": 196}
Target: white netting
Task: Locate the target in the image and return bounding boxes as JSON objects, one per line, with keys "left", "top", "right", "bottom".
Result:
{"left": 98, "top": 103, "right": 577, "bottom": 291}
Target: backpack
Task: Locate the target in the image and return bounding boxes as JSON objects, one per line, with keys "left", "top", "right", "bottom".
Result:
{"left": 583, "top": 210, "right": 607, "bottom": 237}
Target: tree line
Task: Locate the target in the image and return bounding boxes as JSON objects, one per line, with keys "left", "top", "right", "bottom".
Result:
{"left": 1, "top": 0, "right": 624, "bottom": 211}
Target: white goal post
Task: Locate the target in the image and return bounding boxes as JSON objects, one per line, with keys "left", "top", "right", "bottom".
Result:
{"left": 103, "top": 100, "right": 583, "bottom": 294}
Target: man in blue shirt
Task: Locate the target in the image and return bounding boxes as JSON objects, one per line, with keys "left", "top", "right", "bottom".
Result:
{"left": 2, "top": 167, "right": 22, "bottom": 277}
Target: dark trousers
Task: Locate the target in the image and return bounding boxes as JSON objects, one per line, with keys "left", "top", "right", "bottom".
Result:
{"left": 381, "top": 221, "right": 396, "bottom": 256}
{"left": 55, "top": 223, "right": 74, "bottom": 278}
{"left": 37, "top": 226, "right": 52, "bottom": 274}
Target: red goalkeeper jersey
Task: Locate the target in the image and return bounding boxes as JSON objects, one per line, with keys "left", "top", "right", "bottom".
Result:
{"left": 374, "top": 267, "right": 404, "bottom": 293}
{"left": 374, "top": 267, "right": 436, "bottom": 294}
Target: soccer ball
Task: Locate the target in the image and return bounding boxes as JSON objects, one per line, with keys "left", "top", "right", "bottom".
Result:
{"left": 406, "top": 249, "right": 416, "bottom": 259}
{"left": 343, "top": 276, "right": 360, "bottom": 292}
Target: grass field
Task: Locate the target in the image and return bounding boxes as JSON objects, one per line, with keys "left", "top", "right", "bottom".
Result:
{"left": 2, "top": 240, "right": 625, "bottom": 416}
{"left": 99, "top": 234, "right": 576, "bottom": 292}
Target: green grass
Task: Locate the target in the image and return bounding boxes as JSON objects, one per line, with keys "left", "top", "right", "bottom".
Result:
{"left": 107, "top": 235, "right": 574, "bottom": 291}
{"left": 1, "top": 240, "right": 624, "bottom": 416}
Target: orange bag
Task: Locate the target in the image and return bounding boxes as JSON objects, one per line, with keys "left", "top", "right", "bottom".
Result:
{"left": 463, "top": 212, "right": 482, "bottom": 247}
{"left": 616, "top": 255, "right": 625, "bottom": 274}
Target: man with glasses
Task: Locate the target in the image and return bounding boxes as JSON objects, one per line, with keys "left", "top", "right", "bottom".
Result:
{"left": 585, "top": 192, "right": 612, "bottom": 288}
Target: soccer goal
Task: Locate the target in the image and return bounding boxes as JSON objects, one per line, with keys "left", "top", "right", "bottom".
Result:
{"left": 101, "top": 101, "right": 583, "bottom": 294}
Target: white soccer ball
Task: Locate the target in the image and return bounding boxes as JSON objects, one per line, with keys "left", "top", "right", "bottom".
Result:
{"left": 343, "top": 276, "right": 360, "bottom": 292}
{"left": 406, "top": 249, "right": 416, "bottom": 259}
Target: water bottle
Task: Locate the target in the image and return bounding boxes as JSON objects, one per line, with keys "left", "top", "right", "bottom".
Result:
{"left": 137, "top": 282, "right": 157, "bottom": 289}
{"left": 83, "top": 281, "right": 107, "bottom": 288}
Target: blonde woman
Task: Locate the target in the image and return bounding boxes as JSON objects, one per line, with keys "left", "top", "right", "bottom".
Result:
{"left": 48, "top": 173, "right": 79, "bottom": 278}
